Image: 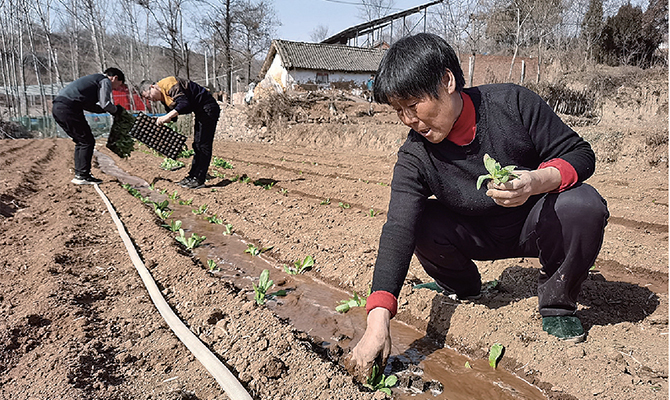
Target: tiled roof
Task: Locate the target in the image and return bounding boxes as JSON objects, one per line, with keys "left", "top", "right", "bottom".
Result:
{"left": 260, "top": 40, "right": 386, "bottom": 76}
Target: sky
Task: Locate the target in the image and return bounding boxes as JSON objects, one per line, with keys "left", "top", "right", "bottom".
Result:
{"left": 272, "top": 0, "right": 434, "bottom": 42}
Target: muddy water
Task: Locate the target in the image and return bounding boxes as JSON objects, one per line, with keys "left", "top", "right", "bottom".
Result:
{"left": 96, "top": 151, "right": 547, "bottom": 400}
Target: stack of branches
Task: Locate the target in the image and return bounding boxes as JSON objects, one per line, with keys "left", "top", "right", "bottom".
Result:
{"left": 106, "top": 110, "right": 136, "bottom": 158}
{"left": 527, "top": 82, "right": 599, "bottom": 117}
{"left": 246, "top": 92, "right": 316, "bottom": 127}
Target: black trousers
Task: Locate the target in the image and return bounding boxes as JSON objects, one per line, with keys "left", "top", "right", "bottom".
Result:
{"left": 188, "top": 102, "right": 220, "bottom": 182}
{"left": 52, "top": 98, "right": 95, "bottom": 176}
{"left": 414, "top": 183, "right": 609, "bottom": 317}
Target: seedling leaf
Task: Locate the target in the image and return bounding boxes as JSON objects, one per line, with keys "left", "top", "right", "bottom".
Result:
{"left": 476, "top": 154, "right": 519, "bottom": 189}
{"left": 489, "top": 343, "right": 504, "bottom": 369}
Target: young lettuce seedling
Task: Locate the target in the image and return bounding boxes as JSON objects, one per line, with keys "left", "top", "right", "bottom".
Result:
{"left": 155, "top": 208, "right": 173, "bottom": 220}
{"left": 178, "top": 198, "right": 193, "bottom": 205}
{"left": 336, "top": 291, "right": 366, "bottom": 313}
{"left": 284, "top": 255, "right": 314, "bottom": 275}
{"left": 152, "top": 200, "right": 170, "bottom": 212}
{"left": 207, "top": 259, "right": 220, "bottom": 273}
{"left": 254, "top": 269, "right": 273, "bottom": 305}
{"left": 205, "top": 214, "right": 224, "bottom": 224}
{"left": 364, "top": 364, "right": 398, "bottom": 395}
{"left": 244, "top": 244, "right": 273, "bottom": 256}
{"left": 163, "top": 219, "right": 182, "bottom": 232}
{"left": 175, "top": 229, "right": 206, "bottom": 250}
{"left": 212, "top": 157, "right": 234, "bottom": 169}
{"left": 488, "top": 343, "right": 504, "bottom": 369}
{"left": 338, "top": 202, "right": 351, "bottom": 209}
{"left": 222, "top": 224, "right": 234, "bottom": 235}
{"left": 192, "top": 204, "right": 208, "bottom": 215}
{"left": 476, "top": 154, "right": 518, "bottom": 190}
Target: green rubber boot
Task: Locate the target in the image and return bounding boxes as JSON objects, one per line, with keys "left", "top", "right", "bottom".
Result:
{"left": 542, "top": 316, "right": 586, "bottom": 343}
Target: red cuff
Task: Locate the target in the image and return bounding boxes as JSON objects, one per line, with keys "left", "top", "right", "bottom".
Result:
{"left": 365, "top": 291, "right": 398, "bottom": 318}
{"left": 538, "top": 158, "right": 578, "bottom": 192}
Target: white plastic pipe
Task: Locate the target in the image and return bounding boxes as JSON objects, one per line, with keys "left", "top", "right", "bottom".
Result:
{"left": 93, "top": 183, "right": 253, "bottom": 400}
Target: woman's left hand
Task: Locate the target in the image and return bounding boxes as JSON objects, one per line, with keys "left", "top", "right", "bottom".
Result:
{"left": 486, "top": 168, "right": 561, "bottom": 207}
{"left": 156, "top": 115, "right": 171, "bottom": 125}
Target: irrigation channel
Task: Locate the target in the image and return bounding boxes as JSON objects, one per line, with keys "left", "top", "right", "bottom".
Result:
{"left": 97, "top": 151, "right": 548, "bottom": 400}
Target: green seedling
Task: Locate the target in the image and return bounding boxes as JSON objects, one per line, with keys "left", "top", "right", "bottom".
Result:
{"left": 253, "top": 180, "right": 275, "bottom": 190}
{"left": 377, "top": 182, "right": 388, "bottom": 186}
{"left": 207, "top": 259, "right": 220, "bottom": 273}
{"left": 159, "top": 189, "right": 168, "bottom": 195}
{"left": 152, "top": 200, "right": 170, "bottom": 212}
{"left": 222, "top": 224, "right": 234, "bottom": 235}
{"left": 155, "top": 208, "right": 173, "bottom": 220}
{"left": 160, "top": 157, "right": 185, "bottom": 171}
{"left": 253, "top": 269, "right": 273, "bottom": 305}
{"left": 212, "top": 157, "right": 234, "bottom": 169}
{"left": 338, "top": 202, "right": 351, "bottom": 209}
{"left": 168, "top": 190, "right": 179, "bottom": 200}
{"left": 365, "top": 208, "right": 378, "bottom": 217}
{"left": 178, "top": 148, "right": 194, "bottom": 158}
{"left": 241, "top": 176, "right": 251, "bottom": 183}
{"left": 476, "top": 154, "right": 518, "bottom": 190}
{"left": 230, "top": 175, "right": 240, "bottom": 182}
{"left": 465, "top": 361, "right": 472, "bottom": 369}
{"left": 178, "top": 198, "right": 193, "bottom": 205}
{"left": 192, "top": 204, "right": 209, "bottom": 215}
{"left": 284, "top": 255, "right": 314, "bottom": 275}
{"left": 205, "top": 214, "right": 224, "bottom": 224}
{"left": 175, "top": 229, "right": 207, "bottom": 250}
{"left": 149, "top": 183, "right": 155, "bottom": 190}
{"left": 244, "top": 243, "right": 273, "bottom": 256}
{"left": 279, "top": 188, "right": 288, "bottom": 195}
{"left": 163, "top": 219, "right": 182, "bottom": 232}
{"left": 489, "top": 343, "right": 504, "bottom": 369}
{"left": 211, "top": 170, "right": 225, "bottom": 178}
{"left": 320, "top": 198, "right": 331, "bottom": 205}
{"left": 363, "top": 364, "right": 397, "bottom": 395}
{"left": 336, "top": 291, "right": 366, "bottom": 313}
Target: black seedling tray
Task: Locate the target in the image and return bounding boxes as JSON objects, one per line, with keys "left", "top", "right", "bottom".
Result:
{"left": 129, "top": 112, "right": 187, "bottom": 160}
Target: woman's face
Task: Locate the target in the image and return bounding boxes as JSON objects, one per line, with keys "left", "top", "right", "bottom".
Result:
{"left": 389, "top": 70, "right": 463, "bottom": 144}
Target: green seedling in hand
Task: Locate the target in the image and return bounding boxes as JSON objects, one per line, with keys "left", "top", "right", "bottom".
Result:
{"left": 245, "top": 243, "right": 273, "bottom": 256}
{"left": 477, "top": 154, "right": 518, "bottom": 190}
{"left": 155, "top": 208, "right": 173, "bottom": 220}
{"left": 363, "top": 364, "right": 397, "bottom": 395}
{"left": 338, "top": 202, "right": 351, "bottom": 209}
{"left": 178, "top": 198, "right": 193, "bottom": 205}
{"left": 284, "top": 255, "right": 314, "bottom": 275}
{"left": 192, "top": 204, "right": 208, "bottom": 215}
{"left": 207, "top": 259, "right": 220, "bottom": 273}
{"left": 205, "top": 214, "right": 224, "bottom": 224}
{"left": 222, "top": 224, "right": 234, "bottom": 235}
{"left": 336, "top": 291, "right": 366, "bottom": 313}
{"left": 163, "top": 219, "right": 182, "bottom": 232}
{"left": 175, "top": 229, "right": 206, "bottom": 250}
{"left": 212, "top": 157, "right": 234, "bottom": 169}
{"left": 489, "top": 343, "right": 504, "bottom": 369}
{"left": 320, "top": 198, "right": 331, "bottom": 205}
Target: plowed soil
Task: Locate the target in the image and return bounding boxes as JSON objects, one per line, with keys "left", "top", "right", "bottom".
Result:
{"left": 1, "top": 70, "right": 668, "bottom": 400}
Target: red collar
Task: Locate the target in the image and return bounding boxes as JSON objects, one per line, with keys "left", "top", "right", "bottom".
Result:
{"left": 447, "top": 92, "right": 476, "bottom": 146}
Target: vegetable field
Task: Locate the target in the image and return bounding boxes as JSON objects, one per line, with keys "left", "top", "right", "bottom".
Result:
{"left": 0, "top": 67, "right": 667, "bottom": 400}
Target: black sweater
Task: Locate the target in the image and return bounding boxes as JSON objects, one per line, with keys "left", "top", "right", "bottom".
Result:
{"left": 370, "top": 83, "right": 595, "bottom": 298}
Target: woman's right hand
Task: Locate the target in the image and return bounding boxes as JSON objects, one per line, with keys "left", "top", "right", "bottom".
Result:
{"left": 344, "top": 307, "right": 392, "bottom": 383}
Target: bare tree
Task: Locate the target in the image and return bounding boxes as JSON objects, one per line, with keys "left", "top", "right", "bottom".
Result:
{"left": 310, "top": 24, "right": 330, "bottom": 43}
{"left": 358, "top": 0, "right": 395, "bottom": 21}
{"left": 234, "top": 0, "right": 278, "bottom": 85}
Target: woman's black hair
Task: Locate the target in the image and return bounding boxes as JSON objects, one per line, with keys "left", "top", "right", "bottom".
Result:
{"left": 104, "top": 67, "right": 125, "bottom": 83}
{"left": 373, "top": 33, "right": 465, "bottom": 104}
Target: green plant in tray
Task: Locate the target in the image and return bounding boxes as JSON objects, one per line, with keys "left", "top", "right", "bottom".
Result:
{"left": 363, "top": 364, "right": 397, "bottom": 395}
{"left": 284, "top": 255, "right": 314, "bottom": 275}
{"left": 336, "top": 291, "right": 366, "bottom": 313}
{"left": 476, "top": 154, "right": 518, "bottom": 190}
{"left": 175, "top": 229, "right": 206, "bottom": 250}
